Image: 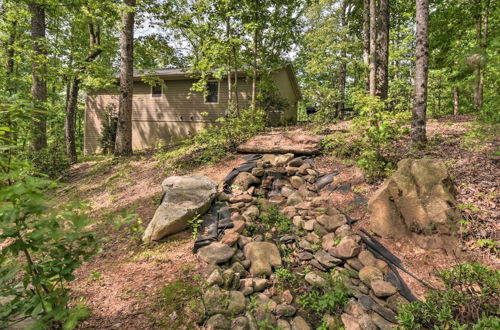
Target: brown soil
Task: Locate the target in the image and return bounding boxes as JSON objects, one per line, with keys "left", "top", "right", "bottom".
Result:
{"left": 60, "top": 115, "right": 498, "bottom": 328}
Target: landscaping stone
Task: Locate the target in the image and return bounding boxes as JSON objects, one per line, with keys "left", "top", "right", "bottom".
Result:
{"left": 331, "top": 237, "right": 361, "bottom": 258}
{"left": 253, "top": 278, "right": 268, "bottom": 291}
{"left": 290, "top": 176, "right": 305, "bottom": 189}
{"left": 198, "top": 242, "right": 235, "bottom": 264}
{"left": 243, "top": 242, "right": 282, "bottom": 276}
{"left": 251, "top": 167, "right": 265, "bottom": 177}
{"left": 386, "top": 293, "right": 409, "bottom": 313}
{"left": 314, "top": 250, "right": 342, "bottom": 268}
{"left": 287, "top": 192, "right": 304, "bottom": 206}
{"left": 242, "top": 205, "right": 260, "bottom": 219}
{"left": 358, "top": 250, "right": 377, "bottom": 267}
{"left": 143, "top": 175, "right": 217, "bottom": 241}
{"left": 298, "top": 251, "right": 313, "bottom": 261}
{"left": 205, "top": 314, "right": 230, "bottom": 329}
{"left": 371, "top": 313, "right": 397, "bottom": 329}
{"left": 275, "top": 304, "right": 296, "bottom": 317}
{"left": 370, "top": 280, "right": 397, "bottom": 298}
{"left": 305, "top": 272, "right": 327, "bottom": 287}
{"left": 231, "top": 316, "right": 250, "bottom": 330}
{"left": 230, "top": 194, "right": 253, "bottom": 203}
{"left": 277, "top": 319, "right": 292, "bottom": 330}
{"left": 291, "top": 316, "right": 311, "bottom": 330}
{"left": 359, "top": 266, "right": 384, "bottom": 285}
{"left": 227, "top": 291, "right": 246, "bottom": 315}
{"left": 316, "top": 214, "right": 347, "bottom": 232}
{"left": 233, "top": 172, "right": 261, "bottom": 190}
{"left": 221, "top": 232, "right": 239, "bottom": 246}
{"left": 207, "top": 268, "right": 223, "bottom": 286}
{"left": 275, "top": 153, "right": 295, "bottom": 167}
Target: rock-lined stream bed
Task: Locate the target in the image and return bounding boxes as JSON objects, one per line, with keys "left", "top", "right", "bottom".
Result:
{"left": 196, "top": 154, "right": 413, "bottom": 329}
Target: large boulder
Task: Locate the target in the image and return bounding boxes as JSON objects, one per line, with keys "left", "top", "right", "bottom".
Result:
{"left": 368, "top": 159, "right": 460, "bottom": 244}
{"left": 237, "top": 133, "right": 322, "bottom": 155}
{"left": 143, "top": 175, "right": 217, "bottom": 241}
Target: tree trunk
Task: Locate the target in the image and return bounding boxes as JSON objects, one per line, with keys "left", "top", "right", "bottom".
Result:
{"left": 376, "top": 0, "right": 389, "bottom": 99}
{"left": 233, "top": 46, "right": 240, "bottom": 114}
{"left": 65, "top": 78, "right": 79, "bottom": 164}
{"left": 453, "top": 86, "right": 459, "bottom": 115}
{"left": 7, "top": 20, "right": 17, "bottom": 76}
{"left": 29, "top": 3, "right": 47, "bottom": 151}
{"left": 226, "top": 16, "right": 232, "bottom": 109}
{"left": 369, "top": 0, "right": 377, "bottom": 97}
{"left": 473, "top": 0, "right": 489, "bottom": 111}
{"left": 338, "top": 0, "right": 347, "bottom": 118}
{"left": 251, "top": 0, "right": 259, "bottom": 110}
{"left": 114, "top": 0, "right": 136, "bottom": 156}
{"left": 363, "top": 0, "right": 370, "bottom": 92}
{"left": 411, "top": 0, "right": 429, "bottom": 146}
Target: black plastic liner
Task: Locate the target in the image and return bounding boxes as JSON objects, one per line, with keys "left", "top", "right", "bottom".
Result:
{"left": 316, "top": 170, "right": 340, "bottom": 190}
{"left": 222, "top": 154, "right": 262, "bottom": 192}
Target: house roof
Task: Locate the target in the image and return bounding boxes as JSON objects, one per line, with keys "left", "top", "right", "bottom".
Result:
{"left": 125, "top": 64, "right": 302, "bottom": 100}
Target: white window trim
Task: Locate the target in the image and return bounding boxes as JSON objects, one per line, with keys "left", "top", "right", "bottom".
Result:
{"left": 151, "top": 83, "right": 163, "bottom": 98}
{"left": 204, "top": 80, "right": 220, "bottom": 104}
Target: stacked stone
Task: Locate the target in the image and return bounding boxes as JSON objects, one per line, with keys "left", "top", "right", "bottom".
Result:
{"left": 197, "top": 154, "right": 408, "bottom": 330}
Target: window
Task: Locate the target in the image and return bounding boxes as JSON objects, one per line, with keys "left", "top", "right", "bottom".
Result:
{"left": 151, "top": 84, "right": 162, "bottom": 97}
{"left": 205, "top": 81, "right": 219, "bottom": 103}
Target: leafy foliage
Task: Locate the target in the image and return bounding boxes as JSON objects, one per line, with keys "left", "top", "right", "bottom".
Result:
{"left": 398, "top": 263, "right": 500, "bottom": 329}
{"left": 258, "top": 206, "right": 292, "bottom": 234}
{"left": 0, "top": 167, "right": 96, "bottom": 329}
{"left": 156, "top": 107, "right": 265, "bottom": 171}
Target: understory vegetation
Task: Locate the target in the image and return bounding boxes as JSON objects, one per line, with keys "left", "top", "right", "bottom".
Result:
{"left": 398, "top": 263, "right": 499, "bottom": 329}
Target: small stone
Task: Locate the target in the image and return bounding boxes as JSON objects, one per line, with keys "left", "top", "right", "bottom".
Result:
{"left": 346, "top": 257, "right": 364, "bottom": 271}
{"left": 306, "top": 169, "right": 318, "bottom": 176}
{"left": 311, "top": 259, "right": 327, "bottom": 271}
{"left": 376, "top": 259, "right": 390, "bottom": 274}
{"left": 242, "top": 205, "right": 260, "bottom": 219}
{"left": 386, "top": 293, "right": 409, "bottom": 312}
{"left": 230, "top": 194, "right": 253, "bottom": 203}
{"left": 275, "top": 304, "right": 296, "bottom": 317}
{"left": 306, "top": 231, "right": 320, "bottom": 244}
{"left": 231, "top": 262, "right": 248, "bottom": 277}
{"left": 316, "top": 214, "right": 347, "bottom": 232}
{"left": 281, "top": 186, "right": 295, "bottom": 198}
{"left": 238, "top": 236, "right": 252, "bottom": 249}
{"left": 253, "top": 278, "right": 268, "bottom": 292}
{"left": 303, "top": 175, "right": 316, "bottom": 184}
{"left": 282, "top": 206, "right": 297, "bottom": 218}
{"left": 321, "top": 233, "right": 336, "bottom": 251}
{"left": 206, "top": 314, "right": 230, "bottom": 329}
{"left": 233, "top": 172, "right": 260, "bottom": 190}
{"left": 298, "top": 251, "right": 313, "bottom": 261}
{"left": 285, "top": 166, "right": 299, "bottom": 176}
{"left": 288, "top": 157, "right": 304, "bottom": 167}
{"left": 331, "top": 237, "right": 361, "bottom": 258}
{"left": 227, "top": 291, "right": 246, "bottom": 315}
{"left": 313, "top": 221, "right": 328, "bottom": 235}
{"left": 227, "top": 220, "right": 246, "bottom": 234}
{"left": 335, "top": 224, "right": 352, "bottom": 237}
{"left": 291, "top": 316, "right": 311, "bottom": 330}
{"left": 282, "top": 290, "right": 293, "bottom": 304}
{"left": 244, "top": 242, "right": 282, "bottom": 276}
{"left": 254, "top": 309, "right": 277, "bottom": 327}
{"left": 314, "top": 250, "right": 342, "bottom": 268}
{"left": 277, "top": 319, "right": 292, "bottom": 330}
{"left": 275, "top": 153, "right": 295, "bottom": 167}
{"left": 344, "top": 299, "right": 366, "bottom": 317}
{"left": 371, "top": 280, "right": 397, "bottom": 298}
{"left": 240, "top": 286, "right": 254, "bottom": 296}
{"left": 358, "top": 250, "right": 377, "bottom": 267}
{"left": 341, "top": 313, "right": 361, "bottom": 330}
{"left": 217, "top": 192, "right": 231, "bottom": 202}
{"left": 207, "top": 269, "right": 224, "bottom": 286}
{"left": 221, "top": 232, "right": 240, "bottom": 246}
{"left": 299, "top": 239, "right": 314, "bottom": 252}
{"left": 290, "top": 176, "right": 306, "bottom": 189}
{"left": 292, "top": 215, "right": 305, "bottom": 228}
{"left": 222, "top": 269, "right": 240, "bottom": 290}
{"left": 304, "top": 220, "right": 315, "bottom": 231}
{"left": 359, "top": 266, "right": 384, "bottom": 285}
{"left": 371, "top": 313, "right": 397, "bottom": 329}
{"left": 297, "top": 163, "right": 312, "bottom": 175}
{"left": 251, "top": 167, "right": 265, "bottom": 177}
{"left": 280, "top": 235, "right": 296, "bottom": 243}
{"left": 254, "top": 293, "right": 277, "bottom": 311}
{"left": 241, "top": 259, "right": 251, "bottom": 269}
{"left": 305, "top": 272, "right": 327, "bottom": 287}
{"left": 231, "top": 316, "right": 250, "bottom": 330}
{"left": 286, "top": 192, "right": 303, "bottom": 206}
{"left": 198, "top": 242, "right": 235, "bottom": 264}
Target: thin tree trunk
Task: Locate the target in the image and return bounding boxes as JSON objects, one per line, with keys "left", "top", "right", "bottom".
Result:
{"left": 363, "top": 0, "right": 370, "bottom": 92}
{"left": 251, "top": 0, "right": 259, "bottom": 109}
{"left": 376, "top": 0, "right": 389, "bottom": 99}
{"left": 233, "top": 46, "right": 240, "bottom": 114}
{"left": 411, "top": 0, "right": 429, "bottom": 146}
{"left": 29, "top": 3, "right": 47, "bottom": 151}
{"left": 453, "top": 86, "right": 459, "bottom": 115}
{"left": 226, "top": 16, "right": 232, "bottom": 109}
{"left": 369, "top": 0, "right": 377, "bottom": 97}
{"left": 114, "top": 0, "right": 136, "bottom": 156}
{"left": 7, "top": 20, "right": 17, "bottom": 76}
{"left": 473, "top": 0, "right": 489, "bottom": 111}
{"left": 65, "top": 78, "right": 79, "bottom": 164}
{"left": 338, "top": 0, "right": 347, "bottom": 118}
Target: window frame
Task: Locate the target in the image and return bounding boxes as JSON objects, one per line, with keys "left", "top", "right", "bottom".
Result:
{"left": 151, "top": 83, "right": 163, "bottom": 98}
{"left": 204, "top": 80, "right": 220, "bottom": 104}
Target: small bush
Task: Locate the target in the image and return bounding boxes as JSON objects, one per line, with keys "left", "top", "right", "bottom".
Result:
{"left": 0, "top": 169, "right": 96, "bottom": 329}
{"left": 156, "top": 107, "right": 265, "bottom": 171}
{"left": 99, "top": 105, "right": 117, "bottom": 154}
{"left": 28, "top": 143, "right": 70, "bottom": 178}
{"left": 397, "top": 262, "right": 499, "bottom": 329}
{"left": 259, "top": 206, "right": 291, "bottom": 233}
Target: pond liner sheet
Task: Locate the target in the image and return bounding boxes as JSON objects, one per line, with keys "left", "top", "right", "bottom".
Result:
{"left": 222, "top": 154, "right": 262, "bottom": 193}
{"left": 193, "top": 201, "right": 233, "bottom": 252}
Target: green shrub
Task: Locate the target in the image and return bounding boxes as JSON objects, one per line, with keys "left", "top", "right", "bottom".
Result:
{"left": 258, "top": 206, "right": 291, "bottom": 233}
{"left": 298, "top": 272, "right": 351, "bottom": 316}
{"left": 28, "top": 143, "right": 70, "bottom": 179}
{"left": 156, "top": 107, "right": 265, "bottom": 171}
{"left": 0, "top": 169, "right": 96, "bottom": 329}
{"left": 99, "top": 105, "right": 117, "bottom": 154}
{"left": 398, "top": 263, "right": 499, "bottom": 329}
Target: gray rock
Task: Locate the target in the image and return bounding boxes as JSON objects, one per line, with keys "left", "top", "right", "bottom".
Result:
{"left": 243, "top": 205, "right": 260, "bottom": 219}
{"left": 222, "top": 269, "right": 240, "bottom": 290}
{"left": 205, "top": 314, "right": 230, "bottom": 329}
{"left": 314, "top": 250, "right": 342, "bottom": 268}
{"left": 143, "top": 175, "right": 217, "bottom": 241}
{"left": 304, "top": 272, "right": 327, "bottom": 287}
{"left": 299, "top": 239, "right": 314, "bottom": 252}
{"left": 358, "top": 250, "right": 377, "bottom": 267}
{"left": 275, "top": 153, "right": 295, "bottom": 167}
{"left": 331, "top": 237, "right": 361, "bottom": 258}
{"left": 290, "top": 176, "right": 306, "bottom": 189}
{"left": 227, "top": 291, "right": 246, "bottom": 315}
{"left": 253, "top": 278, "right": 268, "bottom": 292}
{"left": 277, "top": 319, "right": 292, "bottom": 330}
{"left": 288, "top": 157, "right": 304, "bottom": 167}
{"left": 243, "top": 242, "right": 282, "bottom": 276}
{"left": 298, "top": 251, "right": 313, "bottom": 260}
{"left": 386, "top": 293, "right": 409, "bottom": 312}
{"left": 198, "top": 242, "right": 235, "bottom": 264}
{"left": 316, "top": 214, "right": 347, "bottom": 232}
{"left": 207, "top": 268, "right": 223, "bottom": 286}
{"left": 251, "top": 167, "right": 265, "bottom": 177}
{"left": 238, "top": 235, "right": 252, "bottom": 249}
{"left": 233, "top": 172, "right": 261, "bottom": 190}
{"left": 370, "top": 280, "right": 397, "bottom": 298}
{"left": 275, "top": 304, "right": 296, "bottom": 317}
{"left": 231, "top": 316, "right": 250, "bottom": 330}
{"left": 371, "top": 313, "right": 397, "bottom": 329}
{"left": 359, "top": 266, "right": 384, "bottom": 285}
{"left": 286, "top": 192, "right": 304, "bottom": 206}
{"left": 230, "top": 194, "right": 253, "bottom": 203}
{"left": 254, "top": 309, "right": 277, "bottom": 328}
{"left": 304, "top": 220, "right": 315, "bottom": 231}
{"left": 291, "top": 316, "right": 311, "bottom": 330}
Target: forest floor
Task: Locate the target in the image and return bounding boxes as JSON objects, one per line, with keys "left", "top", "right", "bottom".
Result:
{"left": 59, "top": 115, "right": 499, "bottom": 329}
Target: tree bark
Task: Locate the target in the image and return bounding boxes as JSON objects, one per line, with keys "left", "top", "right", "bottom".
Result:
{"left": 337, "top": 0, "right": 347, "bottom": 118}
{"left": 411, "top": 0, "right": 429, "bottom": 146}
{"left": 226, "top": 16, "right": 232, "bottom": 109}
{"left": 114, "top": 0, "right": 136, "bottom": 156}
{"left": 29, "top": 3, "right": 47, "bottom": 151}
{"left": 363, "top": 0, "right": 370, "bottom": 92}
{"left": 376, "top": 0, "right": 389, "bottom": 99}
{"left": 473, "top": 0, "right": 489, "bottom": 111}
{"left": 233, "top": 46, "right": 240, "bottom": 113}
{"left": 369, "top": 0, "right": 377, "bottom": 97}
{"left": 65, "top": 78, "right": 79, "bottom": 164}
{"left": 453, "top": 86, "right": 459, "bottom": 115}
{"left": 251, "top": 0, "right": 259, "bottom": 110}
